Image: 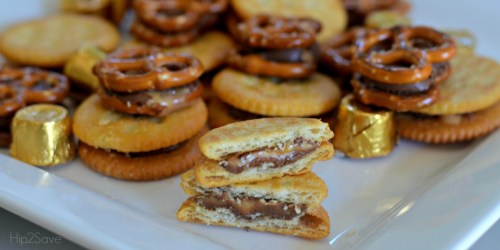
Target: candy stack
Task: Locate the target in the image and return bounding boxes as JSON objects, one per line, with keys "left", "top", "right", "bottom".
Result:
{"left": 208, "top": 15, "right": 341, "bottom": 128}
{"left": 350, "top": 26, "right": 456, "bottom": 111}
{"left": 73, "top": 47, "right": 208, "bottom": 180}
{"left": 131, "top": 0, "right": 228, "bottom": 47}
{"left": 322, "top": 26, "right": 458, "bottom": 155}
{"left": 177, "top": 117, "right": 333, "bottom": 239}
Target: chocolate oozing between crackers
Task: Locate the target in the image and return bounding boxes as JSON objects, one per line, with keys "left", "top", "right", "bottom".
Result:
{"left": 404, "top": 111, "right": 476, "bottom": 125}
{"left": 195, "top": 191, "right": 307, "bottom": 220}
{"left": 217, "top": 137, "right": 320, "bottom": 174}
{"left": 95, "top": 140, "right": 185, "bottom": 158}
{"left": 253, "top": 42, "right": 321, "bottom": 64}
{"left": 100, "top": 80, "right": 203, "bottom": 116}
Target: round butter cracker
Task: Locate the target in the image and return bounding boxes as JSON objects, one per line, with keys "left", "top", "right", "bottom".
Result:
{"left": 397, "top": 101, "right": 500, "bottom": 143}
{"left": 73, "top": 95, "right": 207, "bottom": 152}
{"left": 78, "top": 127, "right": 208, "bottom": 181}
{"left": 0, "top": 14, "right": 119, "bottom": 67}
{"left": 409, "top": 50, "right": 500, "bottom": 115}
{"left": 212, "top": 69, "right": 341, "bottom": 117}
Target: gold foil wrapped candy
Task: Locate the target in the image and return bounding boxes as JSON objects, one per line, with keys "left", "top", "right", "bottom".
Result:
{"left": 64, "top": 45, "right": 107, "bottom": 92}
{"left": 333, "top": 95, "right": 396, "bottom": 158}
{"left": 10, "top": 104, "right": 74, "bottom": 166}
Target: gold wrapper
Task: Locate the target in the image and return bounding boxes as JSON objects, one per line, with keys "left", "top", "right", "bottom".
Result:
{"left": 10, "top": 104, "right": 75, "bottom": 167}
{"left": 64, "top": 45, "right": 106, "bottom": 91}
{"left": 333, "top": 95, "right": 396, "bottom": 158}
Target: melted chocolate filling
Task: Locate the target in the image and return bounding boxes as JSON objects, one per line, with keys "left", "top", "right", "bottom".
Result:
{"left": 218, "top": 137, "right": 319, "bottom": 174}
{"left": 196, "top": 192, "right": 306, "bottom": 220}
{"left": 106, "top": 141, "right": 184, "bottom": 158}
{"left": 105, "top": 81, "right": 200, "bottom": 107}
{"left": 406, "top": 112, "right": 474, "bottom": 120}
{"left": 261, "top": 42, "right": 321, "bottom": 64}
{"left": 240, "top": 42, "right": 321, "bottom": 64}
{"left": 355, "top": 62, "right": 448, "bottom": 95}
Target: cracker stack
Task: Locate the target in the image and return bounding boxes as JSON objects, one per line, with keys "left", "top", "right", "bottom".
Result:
{"left": 208, "top": 14, "right": 341, "bottom": 128}
{"left": 177, "top": 117, "right": 334, "bottom": 239}
{"left": 395, "top": 49, "right": 500, "bottom": 143}
{"left": 73, "top": 47, "right": 208, "bottom": 181}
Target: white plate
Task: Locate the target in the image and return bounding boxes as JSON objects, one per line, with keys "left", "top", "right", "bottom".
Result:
{"left": 1, "top": 0, "right": 499, "bottom": 249}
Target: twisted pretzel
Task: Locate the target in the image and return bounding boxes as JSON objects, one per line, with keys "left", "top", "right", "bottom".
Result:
{"left": 351, "top": 74, "right": 438, "bottom": 111}
{"left": 94, "top": 47, "right": 204, "bottom": 92}
{"left": 130, "top": 19, "right": 200, "bottom": 47}
{"left": 321, "top": 28, "right": 369, "bottom": 74}
{"left": 236, "top": 15, "right": 322, "bottom": 49}
{"left": 350, "top": 61, "right": 450, "bottom": 111}
{"left": 323, "top": 26, "right": 455, "bottom": 84}
{"left": 19, "top": 68, "right": 69, "bottom": 104}
{"left": 134, "top": 0, "right": 228, "bottom": 32}
{"left": 0, "top": 67, "right": 68, "bottom": 105}
{"left": 0, "top": 85, "right": 25, "bottom": 117}
{"left": 0, "top": 67, "right": 24, "bottom": 84}
{"left": 351, "top": 27, "right": 454, "bottom": 84}
{"left": 352, "top": 48, "right": 432, "bottom": 84}
{"left": 396, "top": 26, "right": 456, "bottom": 63}
{"left": 134, "top": 0, "right": 201, "bottom": 32}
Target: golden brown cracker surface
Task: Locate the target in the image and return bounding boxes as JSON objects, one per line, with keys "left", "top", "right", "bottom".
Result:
{"left": 212, "top": 69, "right": 341, "bottom": 117}
{"left": 0, "top": 14, "right": 119, "bottom": 67}
{"left": 78, "top": 127, "right": 208, "bottom": 181}
{"left": 397, "top": 102, "right": 500, "bottom": 143}
{"left": 409, "top": 50, "right": 500, "bottom": 115}
{"left": 73, "top": 95, "right": 207, "bottom": 152}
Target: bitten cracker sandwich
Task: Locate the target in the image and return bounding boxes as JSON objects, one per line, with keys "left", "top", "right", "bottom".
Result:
{"left": 194, "top": 118, "right": 334, "bottom": 187}
{"left": 177, "top": 170, "right": 330, "bottom": 239}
